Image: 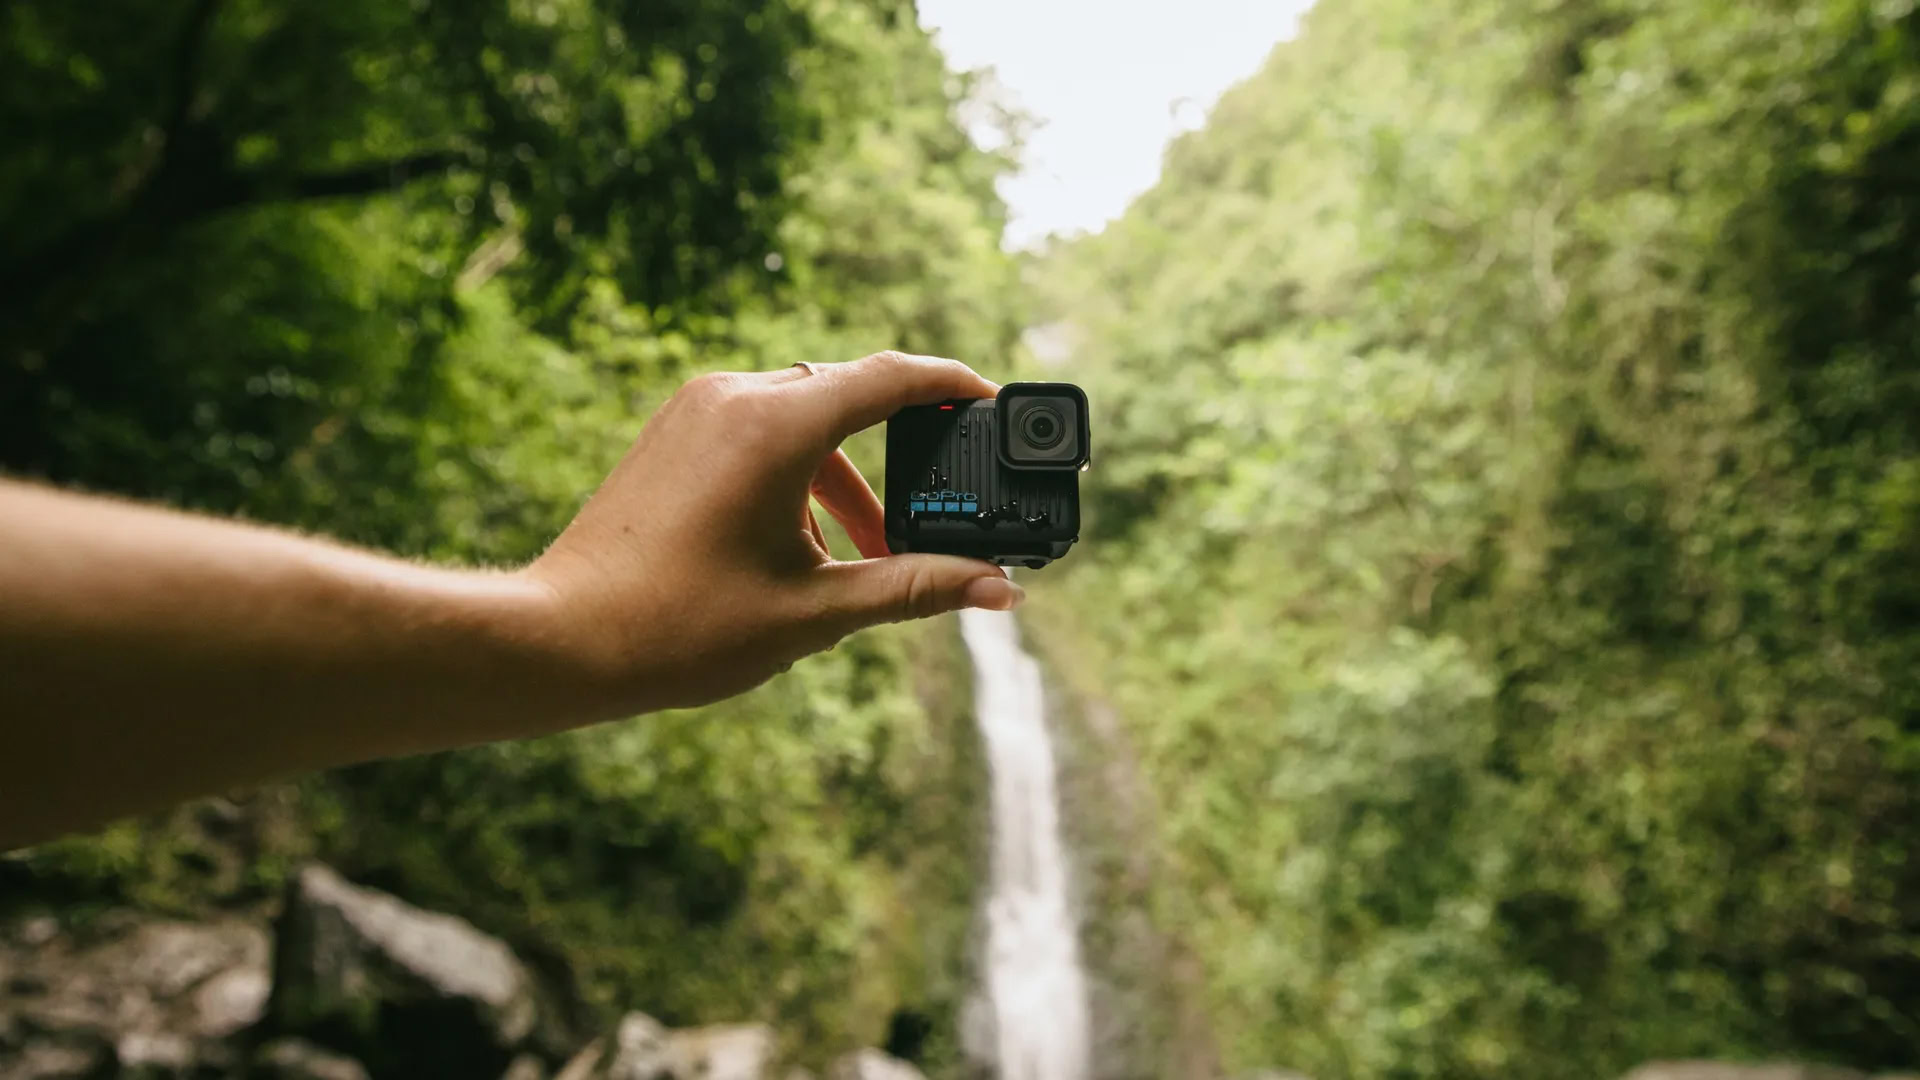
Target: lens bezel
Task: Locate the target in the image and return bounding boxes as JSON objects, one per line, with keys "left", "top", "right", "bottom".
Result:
{"left": 997, "top": 382, "right": 1090, "bottom": 470}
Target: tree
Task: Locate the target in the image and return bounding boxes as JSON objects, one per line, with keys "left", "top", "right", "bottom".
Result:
{"left": 1, "top": 0, "right": 1022, "bottom": 1065}
{"left": 1032, "top": 0, "right": 1920, "bottom": 1074}
{"left": 0, "top": 0, "right": 813, "bottom": 500}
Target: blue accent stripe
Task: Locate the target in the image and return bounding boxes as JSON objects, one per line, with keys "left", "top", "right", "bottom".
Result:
{"left": 908, "top": 501, "right": 926, "bottom": 511}
{"left": 960, "top": 502, "right": 978, "bottom": 512}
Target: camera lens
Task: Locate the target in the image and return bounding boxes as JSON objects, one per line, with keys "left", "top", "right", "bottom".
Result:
{"left": 997, "top": 388, "right": 1085, "bottom": 468}
{"left": 1020, "top": 405, "right": 1066, "bottom": 450}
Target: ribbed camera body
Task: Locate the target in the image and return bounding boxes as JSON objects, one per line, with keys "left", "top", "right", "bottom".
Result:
{"left": 884, "top": 382, "right": 1087, "bottom": 569}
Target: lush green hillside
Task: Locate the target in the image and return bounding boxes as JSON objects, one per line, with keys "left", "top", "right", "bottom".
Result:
{"left": 1031, "top": 0, "right": 1920, "bottom": 1075}
{"left": 1, "top": 0, "right": 1014, "bottom": 1067}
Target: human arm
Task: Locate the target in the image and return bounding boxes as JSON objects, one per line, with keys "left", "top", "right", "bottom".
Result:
{"left": 0, "top": 352, "right": 1021, "bottom": 849}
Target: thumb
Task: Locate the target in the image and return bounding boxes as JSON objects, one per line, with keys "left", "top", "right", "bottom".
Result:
{"left": 811, "top": 555, "right": 1024, "bottom": 634}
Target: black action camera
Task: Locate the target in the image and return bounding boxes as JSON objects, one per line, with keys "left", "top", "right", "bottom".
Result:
{"left": 884, "top": 382, "right": 1089, "bottom": 569}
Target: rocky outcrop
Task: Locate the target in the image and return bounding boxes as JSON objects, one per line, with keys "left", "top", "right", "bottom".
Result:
{"left": 268, "top": 863, "right": 543, "bottom": 1077}
{"left": 21, "top": 866, "right": 1905, "bottom": 1080}
{"left": 1, "top": 865, "right": 930, "bottom": 1080}
{"left": 0, "top": 911, "right": 269, "bottom": 1078}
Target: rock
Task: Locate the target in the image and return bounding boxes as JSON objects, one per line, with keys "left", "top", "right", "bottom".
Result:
{"left": 0, "top": 911, "right": 268, "bottom": 1079}
{"left": 1622, "top": 1066, "right": 1865, "bottom": 1080}
{"left": 115, "top": 1030, "right": 196, "bottom": 1071}
{"left": 598, "top": 1013, "right": 776, "bottom": 1080}
{"left": 4, "top": 1033, "right": 112, "bottom": 1080}
{"left": 193, "top": 965, "right": 273, "bottom": 1038}
{"left": 15, "top": 917, "right": 58, "bottom": 948}
{"left": 253, "top": 1037, "right": 373, "bottom": 1080}
{"left": 602, "top": 1012, "right": 670, "bottom": 1080}
{"left": 826, "top": 1048, "right": 927, "bottom": 1080}
{"left": 667, "top": 1024, "right": 775, "bottom": 1080}
{"left": 6, "top": 917, "right": 268, "bottom": 1038}
{"left": 135, "top": 922, "right": 256, "bottom": 999}
{"left": 270, "top": 863, "right": 540, "bottom": 1079}
{"left": 501, "top": 1053, "right": 547, "bottom": 1080}
{"left": 552, "top": 1040, "right": 605, "bottom": 1080}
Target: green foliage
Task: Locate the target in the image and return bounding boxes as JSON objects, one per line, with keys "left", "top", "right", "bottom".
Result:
{"left": 19, "top": 0, "right": 1919, "bottom": 1073}
{"left": 0, "top": 0, "right": 816, "bottom": 516}
{"left": 2, "top": 0, "right": 1013, "bottom": 1066}
{"left": 1033, "top": 0, "right": 1920, "bottom": 1074}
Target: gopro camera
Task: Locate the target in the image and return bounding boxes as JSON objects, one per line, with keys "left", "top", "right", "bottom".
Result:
{"left": 884, "top": 382, "right": 1089, "bottom": 568}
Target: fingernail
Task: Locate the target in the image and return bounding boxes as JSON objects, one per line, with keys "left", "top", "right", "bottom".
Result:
{"left": 962, "top": 575, "right": 1025, "bottom": 611}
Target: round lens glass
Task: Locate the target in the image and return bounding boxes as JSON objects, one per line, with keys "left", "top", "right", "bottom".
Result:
{"left": 1020, "top": 405, "right": 1066, "bottom": 450}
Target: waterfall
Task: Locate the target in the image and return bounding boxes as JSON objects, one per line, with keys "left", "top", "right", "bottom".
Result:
{"left": 958, "top": 607, "right": 1092, "bottom": 1080}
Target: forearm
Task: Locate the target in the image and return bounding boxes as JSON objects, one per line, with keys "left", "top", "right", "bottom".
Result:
{"left": 0, "top": 481, "right": 586, "bottom": 849}
{"left": 0, "top": 354, "right": 1017, "bottom": 850}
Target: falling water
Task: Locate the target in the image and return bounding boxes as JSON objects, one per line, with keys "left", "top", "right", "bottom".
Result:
{"left": 958, "top": 607, "right": 1092, "bottom": 1080}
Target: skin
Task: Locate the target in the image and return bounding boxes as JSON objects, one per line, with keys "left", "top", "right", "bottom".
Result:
{"left": 0, "top": 351, "right": 1023, "bottom": 851}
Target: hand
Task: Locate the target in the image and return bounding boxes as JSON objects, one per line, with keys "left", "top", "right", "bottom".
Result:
{"left": 522, "top": 351, "right": 1024, "bottom": 717}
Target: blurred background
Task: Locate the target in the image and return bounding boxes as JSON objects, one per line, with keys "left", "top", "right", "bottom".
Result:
{"left": 3, "top": 1, "right": 1918, "bottom": 1079}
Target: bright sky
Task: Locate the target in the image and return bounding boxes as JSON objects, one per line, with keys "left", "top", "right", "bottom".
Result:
{"left": 917, "top": 1, "right": 1315, "bottom": 248}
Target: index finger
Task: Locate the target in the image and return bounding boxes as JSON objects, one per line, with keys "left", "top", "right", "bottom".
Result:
{"left": 785, "top": 351, "right": 999, "bottom": 450}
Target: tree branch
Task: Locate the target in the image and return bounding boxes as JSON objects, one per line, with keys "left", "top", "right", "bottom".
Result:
{"left": 277, "top": 151, "right": 471, "bottom": 204}
{"left": 165, "top": 0, "right": 226, "bottom": 147}
{"left": 172, "top": 150, "right": 474, "bottom": 224}
{"left": 0, "top": 151, "right": 470, "bottom": 302}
